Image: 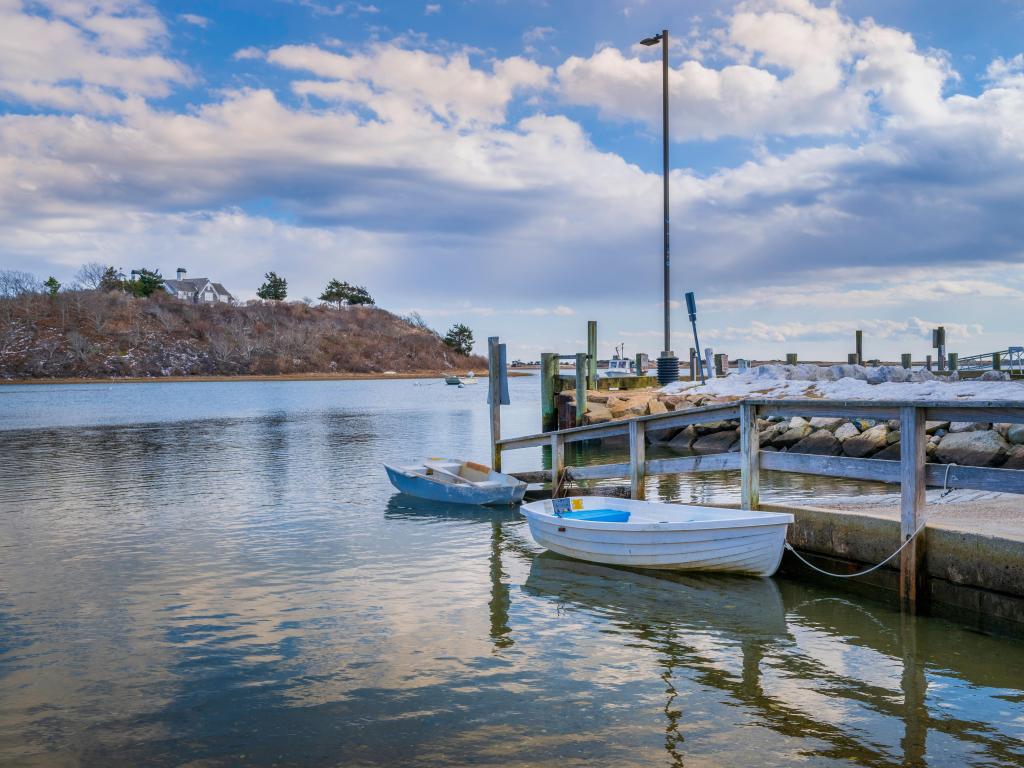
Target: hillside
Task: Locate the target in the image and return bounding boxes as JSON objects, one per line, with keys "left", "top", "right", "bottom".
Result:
{"left": 0, "top": 290, "right": 486, "bottom": 380}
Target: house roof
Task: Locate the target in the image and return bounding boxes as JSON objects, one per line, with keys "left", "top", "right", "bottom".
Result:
{"left": 164, "top": 278, "right": 235, "bottom": 299}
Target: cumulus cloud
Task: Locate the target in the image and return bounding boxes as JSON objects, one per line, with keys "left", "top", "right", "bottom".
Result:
{"left": 0, "top": 0, "right": 190, "bottom": 114}
{"left": 558, "top": 0, "right": 953, "bottom": 140}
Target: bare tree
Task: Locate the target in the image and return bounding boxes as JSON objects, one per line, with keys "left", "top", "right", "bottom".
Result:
{"left": 0, "top": 270, "right": 40, "bottom": 298}
{"left": 74, "top": 262, "right": 111, "bottom": 290}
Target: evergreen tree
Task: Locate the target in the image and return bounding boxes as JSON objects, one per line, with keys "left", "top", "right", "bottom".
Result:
{"left": 257, "top": 271, "right": 288, "bottom": 301}
{"left": 443, "top": 323, "right": 474, "bottom": 356}
{"left": 43, "top": 276, "right": 61, "bottom": 296}
{"left": 127, "top": 269, "right": 164, "bottom": 297}
{"left": 99, "top": 267, "right": 122, "bottom": 292}
{"left": 319, "top": 279, "right": 374, "bottom": 307}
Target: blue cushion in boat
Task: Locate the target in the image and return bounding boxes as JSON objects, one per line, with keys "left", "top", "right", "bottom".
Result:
{"left": 559, "top": 509, "right": 630, "bottom": 523}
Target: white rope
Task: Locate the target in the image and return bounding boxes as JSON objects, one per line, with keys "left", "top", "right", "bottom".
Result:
{"left": 940, "top": 462, "right": 958, "bottom": 499}
{"left": 784, "top": 519, "right": 927, "bottom": 579}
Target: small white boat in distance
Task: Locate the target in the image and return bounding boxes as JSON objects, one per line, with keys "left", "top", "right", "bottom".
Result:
{"left": 520, "top": 497, "right": 793, "bottom": 577}
{"left": 385, "top": 459, "right": 527, "bottom": 506}
{"left": 444, "top": 371, "right": 479, "bottom": 385}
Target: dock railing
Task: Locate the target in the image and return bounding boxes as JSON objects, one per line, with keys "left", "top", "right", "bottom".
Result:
{"left": 495, "top": 398, "right": 1024, "bottom": 613}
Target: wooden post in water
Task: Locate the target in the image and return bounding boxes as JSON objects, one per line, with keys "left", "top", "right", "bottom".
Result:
{"left": 739, "top": 403, "right": 760, "bottom": 510}
{"left": 575, "top": 352, "right": 587, "bottom": 426}
{"left": 541, "top": 353, "right": 558, "bottom": 432}
{"left": 550, "top": 433, "right": 565, "bottom": 498}
{"left": 586, "top": 321, "right": 598, "bottom": 388}
{"left": 629, "top": 420, "right": 646, "bottom": 500}
{"left": 855, "top": 330, "right": 863, "bottom": 365}
{"left": 488, "top": 336, "right": 502, "bottom": 470}
{"left": 786, "top": 353, "right": 798, "bottom": 365}
{"left": 901, "top": 353, "right": 912, "bottom": 369}
{"left": 635, "top": 353, "right": 644, "bottom": 376}
{"left": 899, "top": 405, "right": 927, "bottom": 614}
{"left": 714, "top": 353, "right": 728, "bottom": 377}
{"left": 993, "top": 352, "right": 1002, "bottom": 371}
{"left": 948, "top": 352, "right": 958, "bottom": 372}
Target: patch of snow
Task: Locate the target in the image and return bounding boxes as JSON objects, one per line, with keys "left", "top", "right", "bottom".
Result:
{"left": 661, "top": 364, "right": 1024, "bottom": 402}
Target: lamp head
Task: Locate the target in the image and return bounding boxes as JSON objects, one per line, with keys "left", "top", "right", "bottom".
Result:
{"left": 639, "top": 34, "right": 663, "bottom": 46}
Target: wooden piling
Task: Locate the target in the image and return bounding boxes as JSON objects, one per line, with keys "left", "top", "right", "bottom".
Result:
{"left": 901, "top": 353, "right": 912, "bottom": 369}
{"left": 847, "top": 353, "right": 858, "bottom": 365}
{"left": 948, "top": 353, "right": 958, "bottom": 372}
{"left": 550, "top": 433, "right": 565, "bottom": 498}
{"left": 586, "top": 321, "right": 597, "bottom": 388}
{"left": 629, "top": 420, "right": 646, "bottom": 500}
{"left": 689, "top": 347, "right": 697, "bottom": 380}
{"left": 540, "top": 352, "right": 558, "bottom": 432}
{"left": 488, "top": 336, "right": 502, "bottom": 470}
{"left": 739, "top": 403, "right": 759, "bottom": 510}
{"left": 635, "top": 353, "right": 644, "bottom": 376}
{"left": 926, "top": 354, "right": 932, "bottom": 371}
{"left": 714, "top": 353, "right": 728, "bottom": 377}
{"left": 993, "top": 352, "right": 1002, "bottom": 371}
{"left": 899, "top": 405, "right": 927, "bottom": 614}
{"left": 575, "top": 352, "right": 587, "bottom": 426}
{"left": 786, "top": 353, "right": 798, "bottom": 365}
{"left": 855, "top": 330, "right": 863, "bottom": 365}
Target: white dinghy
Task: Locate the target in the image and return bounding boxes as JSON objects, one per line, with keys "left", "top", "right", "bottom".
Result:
{"left": 385, "top": 459, "right": 527, "bottom": 506}
{"left": 519, "top": 496, "right": 793, "bottom": 577}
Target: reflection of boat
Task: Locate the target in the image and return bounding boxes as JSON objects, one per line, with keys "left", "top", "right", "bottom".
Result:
{"left": 520, "top": 496, "right": 792, "bottom": 576}
{"left": 444, "top": 371, "right": 478, "bottom": 385}
{"left": 384, "top": 459, "right": 527, "bottom": 505}
{"left": 525, "top": 552, "right": 787, "bottom": 636}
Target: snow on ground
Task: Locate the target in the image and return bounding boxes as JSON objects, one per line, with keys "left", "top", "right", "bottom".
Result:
{"left": 661, "top": 364, "right": 1024, "bottom": 402}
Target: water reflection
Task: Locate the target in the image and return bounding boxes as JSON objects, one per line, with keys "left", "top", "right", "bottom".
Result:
{"left": 1, "top": 381, "right": 1023, "bottom": 767}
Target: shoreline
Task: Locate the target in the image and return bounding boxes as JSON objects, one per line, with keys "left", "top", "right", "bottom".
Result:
{"left": 0, "top": 370, "right": 534, "bottom": 386}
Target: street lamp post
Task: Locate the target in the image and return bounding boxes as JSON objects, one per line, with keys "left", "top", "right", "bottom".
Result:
{"left": 640, "top": 29, "right": 678, "bottom": 384}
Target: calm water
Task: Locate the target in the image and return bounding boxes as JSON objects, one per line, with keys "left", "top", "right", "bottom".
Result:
{"left": 1, "top": 378, "right": 1023, "bottom": 767}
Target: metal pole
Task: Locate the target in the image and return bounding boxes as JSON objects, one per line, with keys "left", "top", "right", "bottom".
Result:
{"left": 661, "top": 28, "right": 670, "bottom": 358}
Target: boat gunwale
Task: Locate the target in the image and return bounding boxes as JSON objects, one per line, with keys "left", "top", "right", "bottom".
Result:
{"left": 520, "top": 498, "right": 793, "bottom": 533}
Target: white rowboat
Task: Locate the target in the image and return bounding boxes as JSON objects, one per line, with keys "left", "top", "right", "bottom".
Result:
{"left": 519, "top": 496, "right": 793, "bottom": 577}
{"left": 384, "top": 459, "right": 527, "bottom": 506}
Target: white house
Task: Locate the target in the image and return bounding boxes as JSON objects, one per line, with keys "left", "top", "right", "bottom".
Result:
{"left": 162, "top": 268, "right": 235, "bottom": 304}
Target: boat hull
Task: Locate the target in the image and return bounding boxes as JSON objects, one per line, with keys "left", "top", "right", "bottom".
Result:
{"left": 520, "top": 497, "right": 792, "bottom": 577}
{"left": 384, "top": 464, "right": 526, "bottom": 506}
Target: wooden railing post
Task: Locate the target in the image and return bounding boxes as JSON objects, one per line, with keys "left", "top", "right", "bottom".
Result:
{"left": 899, "top": 405, "right": 927, "bottom": 613}
{"left": 551, "top": 433, "right": 565, "bottom": 498}
{"left": 629, "top": 420, "right": 646, "bottom": 500}
{"left": 540, "top": 352, "right": 558, "bottom": 432}
{"left": 488, "top": 336, "right": 502, "bottom": 471}
{"left": 575, "top": 352, "right": 587, "bottom": 426}
{"left": 740, "top": 402, "right": 760, "bottom": 510}
{"left": 586, "top": 321, "right": 598, "bottom": 388}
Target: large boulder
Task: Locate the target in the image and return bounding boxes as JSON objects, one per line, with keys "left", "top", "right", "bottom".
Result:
{"left": 926, "top": 421, "right": 950, "bottom": 435}
{"left": 1003, "top": 445, "right": 1024, "bottom": 469}
{"left": 843, "top": 424, "right": 890, "bottom": 458}
{"left": 773, "top": 424, "right": 813, "bottom": 448}
{"left": 692, "top": 429, "right": 739, "bottom": 454}
{"left": 809, "top": 417, "right": 846, "bottom": 431}
{"left": 833, "top": 422, "right": 860, "bottom": 441}
{"left": 696, "top": 420, "right": 734, "bottom": 434}
{"left": 867, "top": 365, "right": 913, "bottom": 384}
{"left": 582, "top": 403, "right": 613, "bottom": 425}
{"left": 609, "top": 398, "right": 648, "bottom": 418}
{"left": 788, "top": 416, "right": 810, "bottom": 430}
{"left": 1008, "top": 424, "right": 1024, "bottom": 445}
{"left": 647, "top": 398, "right": 668, "bottom": 415}
{"left": 668, "top": 425, "right": 698, "bottom": 449}
{"left": 935, "top": 430, "right": 1010, "bottom": 467}
{"left": 874, "top": 443, "right": 901, "bottom": 461}
{"left": 790, "top": 430, "right": 842, "bottom": 456}
{"left": 949, "top": 421, "right": 991, "bottom": 433}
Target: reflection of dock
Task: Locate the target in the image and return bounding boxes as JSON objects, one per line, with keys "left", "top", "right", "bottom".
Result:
{"left": 522, "top": 554, "right": 1024, "bottom": 766}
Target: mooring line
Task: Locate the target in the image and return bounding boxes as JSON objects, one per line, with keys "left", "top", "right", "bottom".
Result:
{"left": 784, "top": 519, "right": 927, "bottom": 579}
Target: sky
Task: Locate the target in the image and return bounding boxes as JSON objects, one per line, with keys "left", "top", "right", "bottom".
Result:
{"left": 2, "top": 0, "right": 1024, "bottom": 362}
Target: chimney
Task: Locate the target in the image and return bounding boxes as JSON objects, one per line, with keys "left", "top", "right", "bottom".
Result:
{"left": 176, "top": 267, "right": 187, "bottom": 281}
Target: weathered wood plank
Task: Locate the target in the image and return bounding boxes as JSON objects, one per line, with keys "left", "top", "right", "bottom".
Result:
{"left": 646, "top": 453, "right": 741, "bottom": 474}
{"left": 759, "top": 452, "right": 901, "bottom": 483}
{"left": 568, "top": 462, "right": 629, "bottom": 481}
{"left": 926, "top": 406, "right": 1024, "bottom": 424}
{"left": 629, "top": 420, "right": 646, "bottom": 500}
{"left": 900, "top": 405, "right": 927, "bottom": 614}
{"left": 740, "top": 403, "right": 759, "bottom": 510}
{"left": 924, "top": 464, "right": 1024, "bottom": 494}
{"left": 758, "top": 402, "right": 901, "bottom": 421}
